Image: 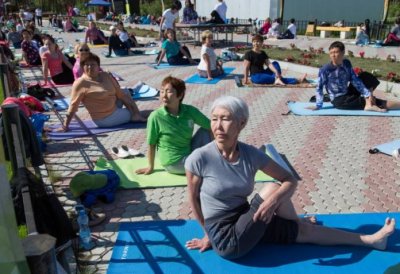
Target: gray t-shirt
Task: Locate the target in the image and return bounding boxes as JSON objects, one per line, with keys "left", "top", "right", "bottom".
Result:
{"left": 185, "top": 141, "right": 270, "bottom": 220}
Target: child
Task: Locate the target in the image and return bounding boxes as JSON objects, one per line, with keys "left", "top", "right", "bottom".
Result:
{"left": 135, "top": 76, "right": 211, "bottom": 175}
{"left": 309, "top": 41, "right": 400, "bottom": 112}
{"left": 197, "top": 30, "right": 223, "bottom": 80}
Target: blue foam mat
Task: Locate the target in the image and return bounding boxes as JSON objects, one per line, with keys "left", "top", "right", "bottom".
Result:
{"left": 149, "top": 63, "right": 196, "bottom": 69}
{"left": 185, "top": 67, "right": 236, "bottom": 84}
{"left": 107, "top": 212, "right": 400, "bottom": 274}
{"left": 371, "top": 139, "right": 400, "bottom": 156}
{"left": 288, "top": 102, "right": 400, "bottom": 116}
{"left": 52, "top": 98, "right": 70, "bottom": 111}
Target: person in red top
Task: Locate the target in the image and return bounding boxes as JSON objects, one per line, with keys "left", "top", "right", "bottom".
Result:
{"left": 85, "top": 21, "right": 107, "bottom": 45}
{"left": 41, "top": 36, "right": 74, "bottom": 85}
{"left": 259, "top": 18, "right": 271, "bottom": 35}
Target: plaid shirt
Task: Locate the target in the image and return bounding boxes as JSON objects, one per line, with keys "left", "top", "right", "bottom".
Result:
{"left": 315, "top": 59, "right": 371, "bottom": 109}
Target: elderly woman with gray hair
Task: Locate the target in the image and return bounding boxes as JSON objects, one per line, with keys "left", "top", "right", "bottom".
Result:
{"left": 184, "top": 95, "right": 395, "bottom": 259}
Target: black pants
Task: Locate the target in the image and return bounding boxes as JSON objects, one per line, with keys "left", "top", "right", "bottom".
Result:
{"left": 36, "top": 16, "right": 42, "bottom": 27}
{"left": 332, "top": 72, "right": 385, "bottom": 110}
{"left": 51, "top": 63, "right": 74, "bottom": 85}
{"left": 167, "top": 46, "right": 192, "bottom": 65}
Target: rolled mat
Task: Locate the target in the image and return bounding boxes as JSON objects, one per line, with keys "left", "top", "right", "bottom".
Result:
{"left": 107, "top": 212, "right": 400, "bottom": 274}
{"left": 369, "top": 139, "right": 400, "bottom": 156}
{"left": 287, "top": 102, "right": 400, "bottom": 116}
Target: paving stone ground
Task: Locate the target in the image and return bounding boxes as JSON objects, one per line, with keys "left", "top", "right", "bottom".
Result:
{"left": 20, "top": 25, "right": 400, "bottom": 273}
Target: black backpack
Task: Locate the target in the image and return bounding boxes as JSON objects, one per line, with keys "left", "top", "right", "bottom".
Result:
{"left": 27, "top": 84, "right": 56, "bottom": 101}
{"left": 12, "top": 168, "right": 75, "bottom": 247}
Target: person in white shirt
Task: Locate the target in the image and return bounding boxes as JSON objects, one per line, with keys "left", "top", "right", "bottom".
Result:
{"left": 214, "top": 0, "right": 227, "bottom": 23}
{"left": 267, "top": 18, "right": 281, "bottom": 38}
{"left": 278, "top": 18, "right": 296, "bottom": 39}
{"left": 197, "top": 30, "right": 224, "bottom": 80}
{"left": 23, "top": 11, "right": 33, "bottom": 23}
{"left": 35, "top": 8, "right": 42, "bottom": 27}
{"left": 159, "top": 1, "right": 182, "bottom": 41}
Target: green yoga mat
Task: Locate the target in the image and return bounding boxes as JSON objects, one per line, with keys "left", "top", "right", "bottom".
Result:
{"left": 95, "top": 156, "right": 274, "bottom": 189}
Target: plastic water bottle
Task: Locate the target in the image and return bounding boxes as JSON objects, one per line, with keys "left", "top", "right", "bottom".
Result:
{"left": 18, "top": 71, "right": 27, "bottom": 93}
{"left": 77, "top": 209, "right": 92, "bottom": 250}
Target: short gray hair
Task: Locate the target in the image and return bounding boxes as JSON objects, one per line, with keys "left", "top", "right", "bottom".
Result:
{"left": 211, "top": 96, "right": 249, "bottom": 126}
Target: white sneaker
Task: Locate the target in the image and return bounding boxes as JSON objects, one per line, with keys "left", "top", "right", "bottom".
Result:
{"left": 121, "top": 145, "right": 142, "bottom": 156}
{"left": 111, "top": 147, "right": 130, "bottom": 158}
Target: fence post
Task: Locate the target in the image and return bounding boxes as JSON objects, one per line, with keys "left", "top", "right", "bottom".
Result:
{"left": 1, "top": 104, "right": 26, "bottom": 175}
{"left": 0, "top": 63, "right": 11, "bottom": 99}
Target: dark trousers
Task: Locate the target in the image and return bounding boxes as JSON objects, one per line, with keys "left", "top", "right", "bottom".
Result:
{"left": 332, "top": 72, "right": 385, "bottom": 110}
{"left": 51, "top": 63, "right": 74, "bottom": 85}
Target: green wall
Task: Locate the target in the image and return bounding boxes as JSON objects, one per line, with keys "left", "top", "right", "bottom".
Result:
{"left": 283, "top": 0, "right": 385, "bottom": 23}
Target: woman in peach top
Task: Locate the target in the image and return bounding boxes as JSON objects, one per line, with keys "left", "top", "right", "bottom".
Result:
{"left": 62, "top": 53, "right": 146, "bottom": 131}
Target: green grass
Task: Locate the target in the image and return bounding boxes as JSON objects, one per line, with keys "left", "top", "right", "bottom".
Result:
{"left": 238, "top": 46, "right": 400, "bottom": 82}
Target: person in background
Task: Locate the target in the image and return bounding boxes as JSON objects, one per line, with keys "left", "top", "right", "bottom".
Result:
{"left": 278, "top": 18, "right": 296, "bottom": 39}
{"left": 107, "top": 25, "right": 129, "bottom": 57}
{"left": 35, "top": 8, "right": 42, "bottom": 27}
{"left": 384, "top": 17, "right": 400, "bottom": 46}
{"left": 197, "top": 30, "right": 223, "bottom": 80}
{"left": 116, "top": 21, "right": 131, "bottom": 49}
{"left": 259, "top": 18, "right": 271, "bottom": 35}
{"left": 41, "top": 36, "right": 74, "bottom": 85}
{"left": 266, "top": 18, "right": 281, "bottom": 38}
{"left": 182, "top": 0, "right": 198, "bottom": 24}
{"left": 85, "top": 21, "right": 107, "bottom": 45}
{"left": 214, "top": 0, "right": 227, "bottom": 23}
{"left": 21, "top": 29, "right": 41, "bottom": 66}
{"left": 156, "top": 29, "right": 196, "bottom": 66}
{"left": 355, "top": 23, "right": 369, "bottom": 46}
{"left": 72, "top": 43, "right": 91, "bottom": 79}
{"left": 7, "top": 25, "right": 22, "bottom": 48}
{"left": 243, "top": 34, "right": 303, "bottom": 85}
{"left": 159, "top": 0, "right": 182, "bottom": 41}
{"left": 64, "top": 17, "right": 77, "bottom": 32}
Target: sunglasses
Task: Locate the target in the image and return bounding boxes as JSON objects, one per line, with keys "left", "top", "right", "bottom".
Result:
{"left": 79, "top": 48, "right": 89, "bottom": 52}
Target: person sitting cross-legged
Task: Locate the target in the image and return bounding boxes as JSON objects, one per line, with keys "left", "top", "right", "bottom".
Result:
{"left": 185, "top": 95, "right": 396, "bottom": 259}
{"left": 243, "top": 34, "right": 305, "bottom": 86}
{"left": 308, "top": 41, "right": 400, "bottom": 112}
{"left": 135, "top": 76, "right": 212, "bottom": 175}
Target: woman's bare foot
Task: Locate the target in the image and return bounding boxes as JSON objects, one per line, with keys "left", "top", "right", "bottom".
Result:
{"left": 299, "top": 73, "right": 308, "bottom": 83}
{"left": 364, "top": 105, "right": 387, "bottom": 112}
{"left": 274, "top": 78, "right": 286, "bottom": 86}
{"left": 364, "top": 217, "right": 396, "bottom": 250}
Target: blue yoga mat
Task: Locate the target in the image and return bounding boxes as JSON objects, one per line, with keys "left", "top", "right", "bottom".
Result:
{"left": 185, "top": 67, "right": 236, "bottom": 84}
{"left": 370, "top": 139, "right": 400, "bottom": 156}
{"left": 288, "top": 102, "right": 400, "bottom": 116}
{"left": 125, "top": 85, "right": 159, "bottom": 100}
{"left": 107, "top": 212, "right": 400, "bottom": 274}
{"left": 149, "top": 63, "right": 196, "bottom": 69}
